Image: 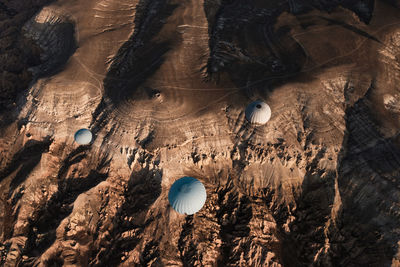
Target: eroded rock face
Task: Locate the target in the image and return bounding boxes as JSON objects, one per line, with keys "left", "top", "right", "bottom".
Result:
{"left": 0, "top": 0, "right": 54, "bottom": 122}
{"left": 0, "top": 0, "right": 400, "bottom": 266}
{"left": 23, "top": 8, "right": 77, "bottom": 78}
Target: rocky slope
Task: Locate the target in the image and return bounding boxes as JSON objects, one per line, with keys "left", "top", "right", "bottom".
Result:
{"left": 0, "top": 0, "right": 55, "bottom": 124}
{"left": 0, "top": 0, "right": 400, "bottom": 266}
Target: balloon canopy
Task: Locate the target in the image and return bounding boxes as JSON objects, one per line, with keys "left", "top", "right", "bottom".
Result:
{"left": 245, "top": 100, "right": 271, "bottom": 125}
{"left": 168, "top": 176, "right": 206, "bottom": 215}
{"left": 74, "top": 128, "right": 93, "bottom": 145}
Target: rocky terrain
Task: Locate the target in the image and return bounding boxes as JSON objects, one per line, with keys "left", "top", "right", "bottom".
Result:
{"left": 0, "top": 0, "right": 400, "bottom": 266}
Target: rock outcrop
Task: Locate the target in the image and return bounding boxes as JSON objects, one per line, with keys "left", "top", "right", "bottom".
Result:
{"left": 0, "top": 0, "right": 400, "bottom": 266}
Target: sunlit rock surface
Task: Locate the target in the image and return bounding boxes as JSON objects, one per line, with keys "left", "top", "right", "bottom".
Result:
{"left": 0, "top": 0, "right": 400, "bottom": 266}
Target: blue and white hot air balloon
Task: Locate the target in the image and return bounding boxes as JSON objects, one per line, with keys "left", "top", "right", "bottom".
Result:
{"left": 168, "top": 176, "right": 207, "bottom": 215}
{"left": 74, "top": 128, "right": 93, "bottom": 145}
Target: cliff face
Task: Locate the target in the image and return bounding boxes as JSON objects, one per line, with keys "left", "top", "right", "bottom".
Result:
{"left": 0, "top": 0, "right": 56, "bottom": 124}
{"left": 0, "top": 0, "right": 400, "bottom": 266}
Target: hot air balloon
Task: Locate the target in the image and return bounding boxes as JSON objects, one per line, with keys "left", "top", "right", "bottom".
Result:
{"left": 168, "top": 176, "right": 206, "bottom": 215}
{"left": 74, "top": 128, "right": 93, "bottom": 145}
{"left": 245, "top": 100, "right": 271, "bottom": 125}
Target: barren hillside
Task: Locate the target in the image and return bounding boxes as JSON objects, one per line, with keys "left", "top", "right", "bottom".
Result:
{"left": 0, "top": 0, "right": 400, "bottom": 266}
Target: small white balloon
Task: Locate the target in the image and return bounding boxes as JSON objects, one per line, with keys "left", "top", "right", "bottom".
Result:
{"left": 245, "top": 100, "right": 271, "bottom": 125}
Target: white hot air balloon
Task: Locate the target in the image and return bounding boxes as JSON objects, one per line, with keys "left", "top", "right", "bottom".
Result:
{"left": 168, "top": 176, "right": 207, "bottom": 215}
{"left": 245, "top": 100, "right": 271, "bottom": 125}
{"left": 74, "top": 128, "right": 93, "bottom": 145}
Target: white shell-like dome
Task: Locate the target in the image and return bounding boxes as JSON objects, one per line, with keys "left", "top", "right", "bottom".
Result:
{"left": 74, "top": 128, "right": 93, "bottom": 145}
{"left": 245, "top": 100, "right": 271, "bottom": 125}
{"left": 168, "top": 177, "right": 207, "bottom": 215}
